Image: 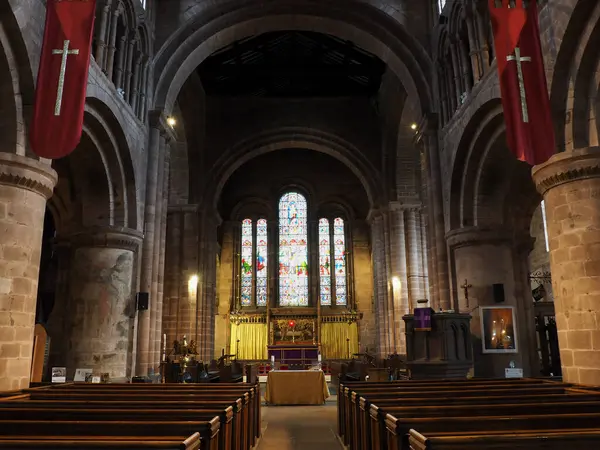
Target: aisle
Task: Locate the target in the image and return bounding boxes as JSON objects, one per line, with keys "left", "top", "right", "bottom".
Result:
{"left": 256, "top": 399, "right": 343, "bottom": 450}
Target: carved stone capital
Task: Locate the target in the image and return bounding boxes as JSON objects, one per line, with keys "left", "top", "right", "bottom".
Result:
{"left": 532, "top": 147, "right": 600, "bottom": 195}
{"left": 60, "top": 226, "right": 143, "bottom": 251}
{"left": 446, "top": 226, "right": 512, "bottom": 249}
{"left": 388, "top": 201, "right": 422, "bottom": 212}
{"left": 148, "top": 109, "right": 177, "bottom": 142}
{"left": 0, "top": 152, "right": 57, "bottom": 199}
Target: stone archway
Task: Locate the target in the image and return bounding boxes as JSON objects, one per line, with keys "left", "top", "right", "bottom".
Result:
{"left": 152, "top": 1, "right": 433, "bottom": 119}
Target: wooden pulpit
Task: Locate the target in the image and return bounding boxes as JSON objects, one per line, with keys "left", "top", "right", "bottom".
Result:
{"left": 403, "top": 310, "right": 473, "bottom": 379}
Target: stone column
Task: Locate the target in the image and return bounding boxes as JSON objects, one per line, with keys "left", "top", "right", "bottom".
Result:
{"left": 438, "top": 66, "right": 449, "bottom": 125}
{"left": 474, "top": 9, "right": 491, "bottom": 72}
{"left": 131, "top": 53, "right": 142, "bottom": 116}
{"left": 449, "top": 43, "right": 463, "bottom": 105}
{"left": 152, "top": 141, "right": 171, "bottom": 371}
{"left": 62, "top": 227, "right": 142, "bottom": 381}
{"left": 369, "top": 211, "right": 391, "bottom": 358}
{"left": 163, "top": 209, "right": 182, "bottom": 349}
{"left": 421, "top": 129, "right": 450, "bottom": 310}
{"left": 135, "top": 112, "right": 166, "bottom": 376}
{"left": 388, "top": 205, "right": 409, "bottom": 354}
{"left": 457, "top": 37, "right": 472, "bottom": 94}
{"left": 532, "top": 147, "right": 600, "bottom": 384}
{"left": 124, "top": 38, "right": 135, "bottom": 104}
{"left": 0, "top": 153, "right": 57, "bottom": 391}
{"left": 94, "top": 0, "right": 112, "bottom": 71}
{"left": 464, "top": 6, "right": 483, "bottom": 82}
{"left": 419, "top": 211, "right": 430, "bottom": 298}
{"left": 405, "top": 208, "right": 424, "bottom": 305}
{"left": 447, "top": 226, "right": 534, "bottom": 378}
{"left": 114, "top": 33, "right": 127, "bottom": 91}
{"left": 105, "top": 9, "right": 119, "bottom": 79}
{"left": 139, "top": 62, "right": 149, "bottom": 119}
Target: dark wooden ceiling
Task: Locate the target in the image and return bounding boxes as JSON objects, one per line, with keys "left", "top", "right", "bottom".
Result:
{"left": 198, "top": 31, "right": 386, "bottom": 97}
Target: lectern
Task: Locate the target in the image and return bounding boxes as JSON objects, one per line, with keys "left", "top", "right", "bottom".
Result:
{"left": 403, "top": 310, "right": 473, "bottom": 379}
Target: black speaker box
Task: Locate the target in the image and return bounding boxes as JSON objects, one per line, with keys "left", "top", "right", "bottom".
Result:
{"left": 136, "top": 292, "right": 149, "bottom": 310}
{"left": 492, "top": 283, "right": 505, "bottom": 303}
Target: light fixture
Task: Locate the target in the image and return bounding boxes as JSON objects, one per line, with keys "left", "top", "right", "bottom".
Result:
{"left": 167, "top": 117, "right": 176, "bottom": 127}
{"left": 188, "top": 275, "right": 198, "bottom": 293}
{"left": 410, "top": 123, "right": 417, "bottom": 130}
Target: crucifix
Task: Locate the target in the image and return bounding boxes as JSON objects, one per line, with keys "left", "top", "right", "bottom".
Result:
{"left": 461, "top": 279, "right": 472, "bottom": 308}
{"left": 506, "top": 47, "right": 532, "bottom": 123}
{"left": 52, "top": 40, "right": 80, "bottom": 116}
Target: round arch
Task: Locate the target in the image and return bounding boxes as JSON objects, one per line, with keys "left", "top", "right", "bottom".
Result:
{"left": 206, "top": 128, "right": 383, "bottom": 210}
{"left": 153, "top": 2, "right": 433, "bottom": 118}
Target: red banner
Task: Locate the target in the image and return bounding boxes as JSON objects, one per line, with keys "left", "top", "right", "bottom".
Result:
{"left": 488, "top": 0, "right": 555, "bottom": 166}
{"left": 29, "top": 0, "right": 96, "bottom": 159}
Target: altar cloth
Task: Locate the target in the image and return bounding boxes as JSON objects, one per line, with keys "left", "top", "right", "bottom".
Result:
{"left": 265, "top": 370, "right": 330, "bottom": 405}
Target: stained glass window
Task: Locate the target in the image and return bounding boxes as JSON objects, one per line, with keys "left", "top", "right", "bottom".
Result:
{"left": 241, "top": 219, "right": 253, "bottom": 306}
{"left": 256, "top": 218, "right": 268, "bottom": 306}
{"left": 334, "top": 218, "right": 347, "bottom": 305}
{"left": 279, "top": 192, "right": 309, "bottom": 306}
{"left": 319, "top": 218, "right": 331, "bottom": 305}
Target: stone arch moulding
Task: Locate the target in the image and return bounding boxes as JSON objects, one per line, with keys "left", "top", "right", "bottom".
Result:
{"left": 152, "top": 1, "right": 434, "bottom": 118}
{"left": 448, "top": 98, "right": 504, "bottom": 230}
{"left": 549, "top": 0, "right": 600, "bottom": 153}
{"left": 84, "top": 97, "right": 139, "bottom": 230}
{"left": 206, "top": 128, "right": 384, "bottom": 211}
{"left": 0, "top": 2, "right": 35, "bottom": 157}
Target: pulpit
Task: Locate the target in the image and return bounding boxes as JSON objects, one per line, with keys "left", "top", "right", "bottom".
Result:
{"left": 403, "top": 310, "right": 473, "bottom": 379}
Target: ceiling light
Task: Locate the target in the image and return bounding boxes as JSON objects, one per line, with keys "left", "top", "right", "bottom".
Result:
{"left": 167, "top": 117, "right": 176, "bottom": 127}
{"left": 410, "top": 123, "right": 417, "bottom": 130}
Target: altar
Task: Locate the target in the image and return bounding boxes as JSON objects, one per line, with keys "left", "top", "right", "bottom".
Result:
{"left": 267, "top": 344, "right": 319, "bottom": 368}
{"left": 264, "top": 370, "right": 330, "bottom": 405}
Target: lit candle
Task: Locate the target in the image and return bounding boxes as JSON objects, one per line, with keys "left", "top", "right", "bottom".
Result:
{"left": 318, "top": 354, "right": 322, "bottom": 362}
{"left": 271, "top": 355, "right": 275, "bottom": 365}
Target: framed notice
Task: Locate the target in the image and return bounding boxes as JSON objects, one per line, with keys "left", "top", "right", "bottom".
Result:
{"left": 74, "top": 368, "right": 93, "bottom": 382}
{"left": 480, "top": 306, "right": 518, "bottom": 354}
{"left": 51, "top": 367, "right": 66, "bottom": 383}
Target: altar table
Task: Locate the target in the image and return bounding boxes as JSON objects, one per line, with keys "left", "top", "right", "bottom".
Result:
{"left": 264, "top": 370, "right": 330, "bottom": 405}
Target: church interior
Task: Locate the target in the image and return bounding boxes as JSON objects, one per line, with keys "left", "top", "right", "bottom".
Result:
{"left": 3, "top": 0, "right": 600, "bottom": 448}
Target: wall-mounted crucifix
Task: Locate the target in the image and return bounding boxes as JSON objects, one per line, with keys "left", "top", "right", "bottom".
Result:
{"left": 461, "top": 279, "right": 472, "bottom": 308}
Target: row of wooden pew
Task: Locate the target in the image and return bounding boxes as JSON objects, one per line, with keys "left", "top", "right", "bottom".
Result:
{"left": 0, "top": 381, "right": 261, "bottom": 449}
{"left": 339, "top": 378, "right": 600, "bottom": 449}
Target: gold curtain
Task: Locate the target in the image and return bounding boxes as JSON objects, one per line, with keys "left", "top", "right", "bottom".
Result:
{"left": 321, "top": 322, "right": 359, "bottom": 359}
{"left": 230, "top": 323, "right": 268, "bottom": 360}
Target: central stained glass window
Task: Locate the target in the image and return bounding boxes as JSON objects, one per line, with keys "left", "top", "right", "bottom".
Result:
{"left": 278, "top": 192, "right": 309, "bottom": 306}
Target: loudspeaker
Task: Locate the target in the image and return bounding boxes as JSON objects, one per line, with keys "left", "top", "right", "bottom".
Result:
{"left": 136, "top": 292, "right": 149, "bottom": 310}
{"left": 492, "top": 284, "right": 505, "bottom": 303}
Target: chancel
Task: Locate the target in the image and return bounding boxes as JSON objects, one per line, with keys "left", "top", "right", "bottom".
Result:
{"left": 4, "top": 0, "right": 600, "bottom": 448}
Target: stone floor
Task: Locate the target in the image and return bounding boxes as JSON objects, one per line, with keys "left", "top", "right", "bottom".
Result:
{"left": 256, "top": 396, "right": 342, "bottom": 450}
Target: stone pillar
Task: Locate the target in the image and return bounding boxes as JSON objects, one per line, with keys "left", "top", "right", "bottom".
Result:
{"left": 62, "top": 227, "right": 142, "bottom": 381}
{"left": 388, "top": 206, "right": 409, "bottom": 354}
{"left": 532, "top": 147, "right": 600, "bottom": 384}
{"left": 94, "top": 0, "right": 112, "bottom": 71}
{"left": 447, "top": 227, "right": 535, "bottom": 378}
{"left": 370, "top": 211, "right": 391, "bottom": 358}
{"left": 457, "top": 37, "right": 472, "bottom": 94}
{"left": 124, "top": 38, "right": 135, "bottom": 104}
{"left": 136, "top": 113, "right": 166, "bottom": 376}
{"left": 139, "top": 62, "right": 149, "bottom": 119}
{"left": 131, "top": 53, "right": 142, "bottom": 116}
{"left": 405, "top": 208, "right": 424, "bottom": 305}
{"left": 0, "top": 154, "right": 57, "bottom": 391}
{"left": 464, "top": 6, "right": 483, "bottom": 82}
{"left": 162, "top": 209, "right": 181, "bottom": 350}
{"left": 449, "top": 43, "right": 462, "bottom": 105}
{"left": 152, "top": 142, "right": 171, "bottom": 371}
{"left": 474, "top": 9, "right": 491, "bottom": 72}
{"left": 105, "top": 9, "right": 119, "bottom": 79}
{"left": 422, "top": 129, "right": 450, "bottom": 310}
{"left": 114, "top": 32, "right": 127, "bottom": 91}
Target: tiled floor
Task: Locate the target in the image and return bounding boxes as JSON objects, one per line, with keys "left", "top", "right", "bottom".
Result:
{"left": 256, "top": 396, "right": 342, "bottom": 450}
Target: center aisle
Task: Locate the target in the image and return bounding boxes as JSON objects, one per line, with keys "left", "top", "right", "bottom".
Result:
{"left": 256, "top": 393, "right": 342, "bottom": 450}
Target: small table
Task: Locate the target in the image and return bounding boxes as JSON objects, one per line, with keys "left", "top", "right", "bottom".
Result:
{"left": 265, "top": 370, "right": 330, "bottom": 405}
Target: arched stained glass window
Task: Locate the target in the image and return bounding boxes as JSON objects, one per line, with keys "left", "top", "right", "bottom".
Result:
{"left": 256, "top": 219, "right": 268, "bottom": 306}
{"left": 279, "top": 192, "right": 309, "bottom": 306}
{"left": 241, "top": 219, "right": 253, "bottom": 306}
{"left": 319, "top": 218, "right": 331, "bottom": 305}
{"left": 334, "top": 218, "right": 347, "bottom": 305}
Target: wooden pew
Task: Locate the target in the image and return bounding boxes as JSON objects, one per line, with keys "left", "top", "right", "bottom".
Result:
{"left": 0, "top": 419, "right": 220, "bottom": 450}
{"left": 0, "top": 433, "right": 202, "bottom": 449}
{"left": 386, "top": 412, "right": 600, "bottom": 450}
{"left": 4, "top": 384, "right": 258, "bottom": 450}
{"left": 407, "top": 428, "right": 600, "bottom": 450}
{"left": 344, "top": 383, "right": 572, "bottom": 450}
{"left": 18, "top": 389, "right": 256, "bottom": 450}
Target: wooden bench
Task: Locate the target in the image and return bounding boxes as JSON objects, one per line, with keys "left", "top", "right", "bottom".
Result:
{"left": 386, "top": 412, "right": 600, "bottom": 450}
{"left": 0, "top": 419, "right": 220, "bottom": 450}
{"left": 1, "top": 383, "right": 259, "bottom": 450}
{"left": 0, "top": 433, "right": 202, "bottom": 449}
{"left": 2, "top": 399, "right": 245, "bottom": 450}
{"left": 407, "top": 428, "right": 600, "bottom": 450}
